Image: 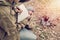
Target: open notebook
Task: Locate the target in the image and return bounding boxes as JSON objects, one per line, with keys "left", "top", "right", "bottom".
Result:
{"left": 17, "top": 4, "right": 30, "bottom": 23}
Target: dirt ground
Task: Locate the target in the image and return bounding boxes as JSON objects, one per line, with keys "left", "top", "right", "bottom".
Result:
{"left": 25, "top": 0, "right": 60, "bottom": 40}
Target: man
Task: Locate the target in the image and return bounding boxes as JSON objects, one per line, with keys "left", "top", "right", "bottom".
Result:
{"left": 40, "top": 15, "right": 49, "bottom": 28}
{"left": 0, "top": 0, "right": 30, "bottom": 40}
{"left": 18, "top": 5, "right": 34, "bottom": 29}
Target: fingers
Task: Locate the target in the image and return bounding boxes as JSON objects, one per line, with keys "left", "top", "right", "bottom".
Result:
{"left": 28, "top": 11, "right": 33, "bottom": 15}
{"left": 15, "top": 6, "right": 23, "bottom": 13}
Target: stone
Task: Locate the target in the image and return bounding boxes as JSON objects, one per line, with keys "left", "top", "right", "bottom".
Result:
{"left": 20, "top": 28, "right": 37, "bottom": 40}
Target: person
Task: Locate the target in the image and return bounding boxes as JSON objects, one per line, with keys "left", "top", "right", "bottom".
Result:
{"left": 18, "top": 3, "right": 36, "bottom": 40}
{"left": 0, "top": 0, "right": 21, "bottom": 40}
{"left": 0, "top": 0, "right": 30, "bottom": 40}
{"left": 40, "top": 15, "right": 56, "bottom": 29}
{"left": 40, "top": 15, "right": 49, "bottom": 28}
{"left": 19, "top": 5, "right": 34, "bottom": 26}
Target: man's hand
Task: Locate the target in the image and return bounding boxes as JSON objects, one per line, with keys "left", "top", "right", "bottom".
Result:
{"left": 15, "top": 6, "right": 23, "bottom": 13}
{"left": 28, "top": 11, "right": 33, "bottom": 15}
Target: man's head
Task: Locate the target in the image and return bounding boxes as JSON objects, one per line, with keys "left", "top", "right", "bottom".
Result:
{"left": 25, "top": 24, "right": 32, "bottom": 30}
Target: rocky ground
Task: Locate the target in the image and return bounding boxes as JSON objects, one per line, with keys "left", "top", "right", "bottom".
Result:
{"left": 25, "top": 0, "right": 60, "bottom": 40}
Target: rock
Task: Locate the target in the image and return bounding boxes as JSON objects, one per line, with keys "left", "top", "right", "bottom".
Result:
{"left": 20, "top": 28, "right": 37, "bottom": 40}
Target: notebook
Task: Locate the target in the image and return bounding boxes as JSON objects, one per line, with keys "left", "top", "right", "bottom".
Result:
{"left": 17, "top": 4, "right": 30, "bottom": 23}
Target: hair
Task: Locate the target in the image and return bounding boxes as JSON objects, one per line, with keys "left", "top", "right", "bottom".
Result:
{"left": 19, "top": 0, "right": 30, "bottom": 3}
{"left": 25, "top": 24, "right": 32, "bottom": 30}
